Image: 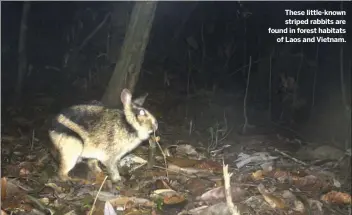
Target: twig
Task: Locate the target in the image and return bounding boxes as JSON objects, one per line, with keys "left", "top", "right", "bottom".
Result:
{"left": 79, "top": 13, "right": 111, "bottom": 51}
{"left": 292, "top": 48, "right": 304, "bottom": 117}
{"left": 14, "top": 1, "right": 31, "bottom": 103}
{"left": 201, "top": 21, "right": 206, "bottom": 69}
{"left": 189, "top": 120, "right": 193, "bottom": 136}
{"left": 223, "top": 162, "right": 241, "bottom": 215}
{"left": 229, "top": 58, "right": 261, "bottom": 77}
{"left": 89, "top": 176, "right": 108, "bottom": 215}
{"left": 153, "top": 165, "right": 220, "bottom": 184}
{"left": 332, "top": 153, "right": 348, "bottom": 168}
{"left": 230, "top": 53, "right": 308, "bottom": 77}
{"left": 154, "top": 133, "right": 169, "bottom": 179}
{"left": 153, "top": 165, "right": 199, "bottom": 179}
{"left": 187, "top": 49, "right": 192, "bottom": 99}
{"left": 148, "top": 138, "right": 156, "bottom": 169}
{"left": 30, "top": 129, "right": 35, "bottom": 151}
{"left": 242, "top": 56, "right": 252, "bottom": 134}
{"left": 274, "top": 148, "right": 308, "bottom": 166}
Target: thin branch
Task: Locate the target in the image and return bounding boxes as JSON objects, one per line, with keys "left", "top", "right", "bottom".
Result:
{"left": 242, "top": 56, "right": 252, "bottom": 134}
{"left": 274, "top": 148, "right": 308, "bottom": 166}
{"left": 79, "top": 13, "right": 111, "bottom": 51}
{"left": 14, "top": 2, "right": 31, "bottom": 102}
{"left": 89, "top": 176, "right": 108, "bottom": 215}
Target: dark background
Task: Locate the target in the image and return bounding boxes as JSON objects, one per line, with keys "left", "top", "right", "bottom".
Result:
{"left": 1, "top": 1, "right": 351, "bottom": 148}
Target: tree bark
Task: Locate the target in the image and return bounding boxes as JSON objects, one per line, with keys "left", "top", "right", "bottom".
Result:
{"left": 108, "top": 2, "right": 132, "bottom": 64}
{"left": 14, "top": 2, "right": 31, "bottom": 104}
{"left": 102, "top": 2, "right": 157, "bottom": 107}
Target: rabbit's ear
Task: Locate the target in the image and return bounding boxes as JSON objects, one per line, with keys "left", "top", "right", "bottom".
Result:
{"left": 133, "top": 93, "right": 148, "bottom": 106}
{"left": 121, "top": 89, "right": 132, "bottom": 105}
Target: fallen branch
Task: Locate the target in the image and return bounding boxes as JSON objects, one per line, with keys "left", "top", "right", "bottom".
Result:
{"left": 223, "top": 162, "right": 241, "bottom": 215}
{"left": 274, "top": 148, "right": 307, "bottom": 166}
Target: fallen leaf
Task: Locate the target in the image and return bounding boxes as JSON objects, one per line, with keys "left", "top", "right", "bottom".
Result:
{"left": 150, "top": 189, "right": 187, "bottom": 205}
{"left": 196, "top": 186, "right": 246, "bottom": 203}
{"left": 93, "top": 172, "right": 107, "bottom": 185}
{"left": 154, "top": 179, "right": 173, "bottom": 190}
{"left": 1, "top": 177, "right": 7, "bottom": 201}
{"left": 163, "top": 194, "right": 186, "bottom": 205}
{"left": 194, "top": 160, "right": 222, "bottom": 173}
{"left": 185, "top": 178, "right": 215, "bottom": 196}
{"left": 257, "top": 184, "right": 286, "bottom": 209}
{"left": 261, "top": 193, "right": 286, "bottom": 209}
{"left": 252, "top": 170, "right": 264, "bottom": 180}
{"left": 321, "top": 191, "right": 352, "bottom": 205}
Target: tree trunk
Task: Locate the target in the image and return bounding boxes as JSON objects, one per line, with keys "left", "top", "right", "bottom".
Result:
{"left": 102, "top": 2, "right": 157, "bottom": 107}
{"left": 108, "top": 2, "right": 132, "bottom": 64}
{"left": 14, "top": 2, "right": 31, "bottom": 104}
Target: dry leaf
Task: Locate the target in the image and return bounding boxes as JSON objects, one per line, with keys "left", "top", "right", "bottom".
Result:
{"left": 155, "top": 179, "right": 173, "bottom": 190}
{"left": 257, "top": 184, "right": 286, "bottom": 209}
{"left": 252, "top": 170, "right": 264, "bottom": 180}
{"left": 321, "top": 191, "right": 352, "bottom": 205}
{"left": 196, "top": 186, "right": 246, "bottom": 202}
{"left": 150, "top": 189, "right": 186, "bottom": 205}
{"left": 1, "top": 177, "right": 7, "bottom": 201}
{"left": 263, "top": 169, "right": 332, "bottom": 192}
{"left": 194, "top": 160, "right": 222, "bottom": 173}
{"left": 262, "top": 194, "right": 286, "bottom": 209}
{"left": 163, "top": 195, "right": 186, "bottom": 205}
{"left": 185, "top": 178, "right": 215, "bottom": 196}
{"left": 93, "top": 172, "right": 107, "bottom": 185}
{"left": 293, "top": 175, "right": 332, "bottom": 192}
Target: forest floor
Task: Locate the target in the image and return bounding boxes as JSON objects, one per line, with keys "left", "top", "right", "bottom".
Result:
{"left": 1, "top": 87, "right": 351, "bottom": 215}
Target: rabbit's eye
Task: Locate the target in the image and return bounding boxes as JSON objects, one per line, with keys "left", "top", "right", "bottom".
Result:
{"left": 139, "top": 109, "right": 145, "bottom": 116}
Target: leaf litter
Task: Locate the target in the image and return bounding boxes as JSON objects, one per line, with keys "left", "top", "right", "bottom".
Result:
{"left": 1, "top": 96, "right": 351, "bottom": 215}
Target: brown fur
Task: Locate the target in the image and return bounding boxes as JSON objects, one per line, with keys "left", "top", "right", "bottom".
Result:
{"left": 48, "top": 89, "right": 158, "bottom": 182}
